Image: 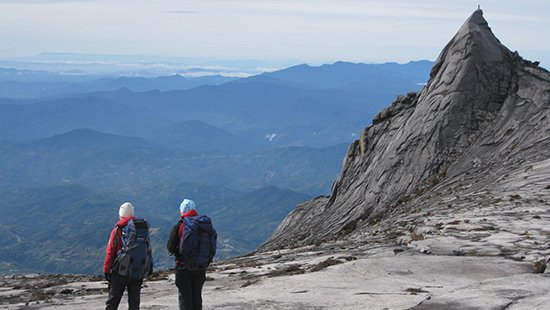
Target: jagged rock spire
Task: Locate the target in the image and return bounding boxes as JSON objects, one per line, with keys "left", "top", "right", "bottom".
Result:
{"left": 429, "top": 9, "right": 510, "bottom": 81}
{"left": 261, "top": 10, "right": 550, "bottom": 250}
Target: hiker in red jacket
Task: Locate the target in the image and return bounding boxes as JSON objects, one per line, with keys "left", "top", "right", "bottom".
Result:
{"left": 104, "top": 202, "right": 142, "bottom": 310}
{"left": 167, "top": 199, "right": 207, "bottom": 310}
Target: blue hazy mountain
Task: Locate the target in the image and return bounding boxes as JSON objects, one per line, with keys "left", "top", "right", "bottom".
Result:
{"left": 0, "top": 184, "right": 122, "bottom": 274}
{"left": 127, "top": 119, "right": 248, "bottom": 152}
{"left": 0, "top": 128, "right": 346, "bottom": 195}
{"left": 0, "top": 83, "right": 363, "bottom": 147}
{"left": 0, "top": 96, "right": 137, "bottom": 140}
{"left": 34, "top": 128, "right": 150, "bottom": 149}
{"left": 264, "top": 60, "right": 431, "bottom": 89}
{"left": 0, "top": 69, "right": 235, "bottom": 99}
{"left": 62, "top": 75, "right": 235, "bottom": 94}
{"left": 263, "top": 61, "right": 431, "bottom": 106}
{"left": 211, "top": 186, "right": 310, "bottom": 247}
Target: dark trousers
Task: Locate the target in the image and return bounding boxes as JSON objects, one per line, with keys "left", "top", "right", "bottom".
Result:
{"left": 106, "top": 272, "right": 143, "bottom": 310}
{"left": 175, "top": 268, "right": 206, "bottom": 310}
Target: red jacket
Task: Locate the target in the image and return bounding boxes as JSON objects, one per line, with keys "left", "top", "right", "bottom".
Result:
{"left": 104, "top": 216, "right": 135, "bottom": 273}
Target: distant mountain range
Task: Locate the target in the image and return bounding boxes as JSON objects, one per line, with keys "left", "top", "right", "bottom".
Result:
{"left": 0, "top": 60, "right": 432, "bottom": 274}
{"left": 0, "top": 61, "right": 431, "bottom": 149}
{"left": 265, "top": 60, "right": 430, "bottom": 89}
{"left": 0, "top": 72, "right": 235, "bottom": 99}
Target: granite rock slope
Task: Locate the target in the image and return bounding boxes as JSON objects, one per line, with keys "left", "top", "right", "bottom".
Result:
{"left": 262, "top": 9, "right": 550, "bottom": 255}
{"left": 2, "top": 245, "right": 548, "bottom": 309}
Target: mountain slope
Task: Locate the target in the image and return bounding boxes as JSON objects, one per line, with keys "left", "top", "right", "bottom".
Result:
{"left": 35, "top": 128, "right": 150, "bottom": 149}
{"left": 0, "top": 95, "right": 154, "bottom": 140}
{"left": 265, "top": 60, "right": 431, "bottom": 90}
{"left": 262, "top": 10, "right": 550, "bottom": 254}
{"left": 128, "top": 119, "right": 247, "bottom": 151}
{"left": 212, "top": 186, "right": 310, "bottom": 246}
{"left": 0, "top": 185, "right": 123, "bottom": 274}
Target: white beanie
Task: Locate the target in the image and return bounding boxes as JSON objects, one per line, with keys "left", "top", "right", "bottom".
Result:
{"left": 119, "top": 202, "right": 135, "bottom": 217}
{"left": 180, "top": 199, "right": 196, "bottom": 214}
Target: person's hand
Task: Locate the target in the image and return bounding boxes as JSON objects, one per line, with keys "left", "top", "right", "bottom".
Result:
{"left": 104, "top": 272, "right": 111, "bottom": 282}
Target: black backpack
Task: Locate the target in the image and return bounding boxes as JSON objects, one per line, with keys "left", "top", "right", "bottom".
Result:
{"left": 178, "top": 215, "right": 217, "bottom": 271}
{"left": 113, "top": 218, "right": 153, "bottom": 279}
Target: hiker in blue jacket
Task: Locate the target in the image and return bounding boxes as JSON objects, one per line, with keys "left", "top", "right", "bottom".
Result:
{"left": 167, "top": 199, "right": 216, "bottom": 310}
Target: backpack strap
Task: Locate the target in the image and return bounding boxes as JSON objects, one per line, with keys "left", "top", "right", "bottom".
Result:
{"left": 112, "top": 225, "right": 122, "bottom": 250}
{"left": 112, "top": 221, "right": 129, "bottom": 253}
{"left": 177, "top": 219, "right": 184, "bottom": 239}
{"left": 110, "top": 225, "right": 123, "bottom": 271}
{"left": 177, "top": 219, "right": 185, "bottom": 255}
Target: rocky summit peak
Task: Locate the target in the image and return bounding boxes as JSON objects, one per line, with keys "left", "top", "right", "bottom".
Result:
{"left": 429, "top": 9, "right": 509, "bottom": 81}
{"left": 465, "top": 9, "right": 488, "bottom": 29}
{"left": 261, "top": 10, "right": 550, "bottom": 258}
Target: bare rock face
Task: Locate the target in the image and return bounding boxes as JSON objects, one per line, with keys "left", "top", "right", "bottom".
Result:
{"left": 262, "top": 10, "right": 550, "bottom": 252}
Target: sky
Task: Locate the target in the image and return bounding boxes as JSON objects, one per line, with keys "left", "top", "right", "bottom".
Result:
{"left": 0, "top": 0, "right": 549, "bottom": 68}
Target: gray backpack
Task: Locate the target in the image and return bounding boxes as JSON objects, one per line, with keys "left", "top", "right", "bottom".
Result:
{"left": 113, "top": 219, "right": 152, "bottom": 279}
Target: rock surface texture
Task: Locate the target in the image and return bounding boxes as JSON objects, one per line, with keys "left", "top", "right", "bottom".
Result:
{"left": 262, "top": 10, "right": 550, "bottom": 258}
{"left": 1, "top": 244, "right": 548, "bottom": 309}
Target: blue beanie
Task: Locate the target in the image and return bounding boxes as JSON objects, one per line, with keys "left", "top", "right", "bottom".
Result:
{"left": 180, "top": 199, "right": 196, "bottom": 214}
